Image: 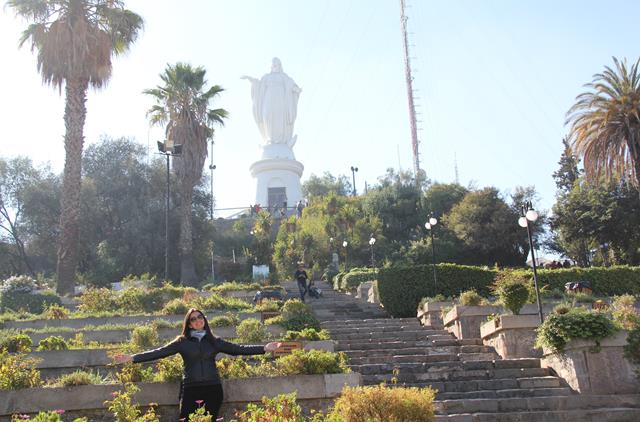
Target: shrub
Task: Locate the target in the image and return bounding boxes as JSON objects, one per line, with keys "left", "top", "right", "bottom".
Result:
{"left": 332, "top": 272, "right": 346, "bottom": 291}
{"left": 0, "top": 290, "right": 61, "bottom": 314}
{"left": 275, "top": 349, "right": 350, "bottom": 375}
{"left": 458, "top": 290, "right": 485, "bottom": 306}
{"left": 105, "top": 383, "right": 160, "bottom": 422}
{"left": 209, "top": 313, "right": 240, "bottom": 328}
{"left": 78, "top": 288, "right": 118, "bottom": 313}
{"left": 43, "top": 303, "right": 69, "bottom": 320}
{"left": 494, "top": 278, "right": 530, "bottom": 315}
{"left": 624, "top": 324, "right": 640, "bottom": 378}
{"left": 154, "top": 355, "right": 183, "bottom": 382}
{"left": 536, "top": 307, "right": 618, "bottom": 354}
{"left": 37, "top": 336, "right": 68, "bottom": 351}
{"left": 10, "top": 412, "right": 88, "bottom": 422}
{"left": 378, "top": 264, "right": 496, "bottom": 317}
{"left": 418, "top": 294, "right": 447, "bottom": 310}
{"left": 115, "top": 362, "right": 154, "bottom": 384}
{"left": 130, "top": 325, "right": 159, "bottom": 350}
{"left": 341, "top": 268, "right": 377, "bottom": 291}
{"left": 1, "top": 275, "right": 37, "bottom": 294}
{"left": 54, "top": 370, "right": 103, "bottom": 387}
{"left": 254, "top": 299, "right": 282, "bottom": 312}
{"left": 209, "top": 281, "right": 262, "bottom": 292}
{"left": 282, "top": 328, "right": 330, "bottom": 341}
{"left": 217, "top": 356, "right": 277, "bottom": 379}
{"left": 0, "top": 331, "right": 32, "bottom": 353}
{"left": 552, "top": 303, "right": 572, "bottom": 315}
{"left": 611, "top": 294, "right": 640, "bottom": 330}
{"left": 279, "top": 299, "right": 320, "bottom": 331}
{"left": 0, "top": 350, "right": 41, "bottom": 390}
{"left": 236, "top": 318, "right": 268, "bottom": 343}
{"left": 233, "top": 393, "right": 305, "bottom": 422}
{"left": 328, "top": 384, "right": 436, "bottom": 422}
{"left": 161, "top": 298, "right": 189, "bottom": 315}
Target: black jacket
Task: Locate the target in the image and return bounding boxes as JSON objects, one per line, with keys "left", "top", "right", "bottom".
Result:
{"left": 132, "top": 335, "right": 265, "bottom": 385}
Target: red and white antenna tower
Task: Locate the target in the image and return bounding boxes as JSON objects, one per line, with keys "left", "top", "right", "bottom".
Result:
{"left": 399, "top": 0, "right": 422, "bottom": 178}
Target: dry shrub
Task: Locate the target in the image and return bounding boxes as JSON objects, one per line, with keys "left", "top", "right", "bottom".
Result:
{"left": 328, "top": 384, "right": 436, "bottom": 422}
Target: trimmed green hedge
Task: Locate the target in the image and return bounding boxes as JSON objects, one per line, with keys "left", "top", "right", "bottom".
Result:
{"left": 378, "top": 264, "right": 640, "bottom": 318}
{"left": 509, "top": 266, "right": 640, "bottom": 296}
{"left": 378, "top": 264, "right": 496, "bottom": 317}
{"left": 341, "top": 269, "right": 377, "bottom": 291}
{"left": 0, "top": 291, "right": 61, "bottom": 314}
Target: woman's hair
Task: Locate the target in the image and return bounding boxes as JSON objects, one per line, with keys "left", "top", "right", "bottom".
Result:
{"left": 177, "top": 308, "right": 217, "bottom": 344}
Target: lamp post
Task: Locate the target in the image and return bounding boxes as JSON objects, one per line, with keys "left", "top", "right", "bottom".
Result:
{"left": 350, "top": 166, "right": 358, "bottom": 196}
{"left": 519, "top": 201, "right": 543, "bottom": 323}
{"left": 157, "top": 140, "right": 182, "bottom": 281}
{"left": 425, "top": 215, "right": 438, "bottom": 290}
{"left": 369, "top": 236, "right": 376, "bottom": 268}
{"left": 342, "top": 240, "right": 348, "bottom": 270}
{"left": 208, "top": 140, "right": 216, "bottom": 283}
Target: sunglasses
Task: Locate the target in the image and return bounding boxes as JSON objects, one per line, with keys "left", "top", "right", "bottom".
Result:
{"left": 189, "top": 314, "right": 204, "bottom": 322}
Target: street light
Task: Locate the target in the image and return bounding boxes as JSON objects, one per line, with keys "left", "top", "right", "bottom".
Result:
{"left": 369, "top": 236, "right": 376, "bottom": 268}
{"left": 425, "top": 215, "right": 438, "bottom": 290}
{"left": 350, "top": 166, "right": 359, "bottom": 196}
{"left": 342, "top": 240, "right": 348, "bottom": 270}
{"left": 157, "top": 140, "right": 182, "bottom": 281}
{"left": 519, "top": 201, "right": 543, "bottom": 323}
{"left": 208, "top": 139, "right": 217, "bottom": 283}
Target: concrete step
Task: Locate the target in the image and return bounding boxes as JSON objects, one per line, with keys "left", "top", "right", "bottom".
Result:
{"left": 330, "top": 330, "right": 440, "bottom": 341}
{"left": 326, "top": 325, "right": 435, "bottom": 335}
{"left": 336, "top": 339, "right": 433, "bottom": 351}
{"left": 435, "top": 408, "right": 640, "bottom": 422}
{"left": 436, "top": 387, "right": 571, "bottom": 400}
{"left": 342, "top": 346, "right": 460, "bottom": 358}
{"left": 348, "top": 353, "right": 459, "bottom": 365}
{"left": 434, "top": 394, "right": 640, "bottom": 415}
{"left": 321, "top": 318, "right": 419, "bottom": 328}
{"left": 362, "top": 367, "right": 554, "bottom": 385}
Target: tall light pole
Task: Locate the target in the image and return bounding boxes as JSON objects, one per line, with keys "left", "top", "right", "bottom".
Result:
{"left": 369, "top": 236, "right": 376, "bottom": 268}
{"left": 209, "top": 137, "right": 216, "bottom": 283}
{"left": 425, "top": 215, "right": 438, "bottom": 290}
{"left": 342, "top": 240, "right": 348, "bottom": 270}
{"left": 519, "top": 201, "right": 543, "bottom": 323}
{"left": 350, "top": 166, "right": 359, "bottom": 196}
{"left": 157, "top": 140, "right": 182, "bottom": 281}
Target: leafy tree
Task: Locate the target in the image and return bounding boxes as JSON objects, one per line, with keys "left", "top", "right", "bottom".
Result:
{"left": 302, "top": 172, "right": 352, "bottom": 197}
{"left": 144, "top": 63, "right": 228, "bottom": 285}
{"left": 7, "top": 0, "right": 143, "bottom": 295}
{"left": 553, "top": 138, "right": 581, "bottom": 195}
{"left": 423, "top": 183, "right": 469, "bottom": 217}
{"left": 444, "top": 187, "right": 528, "bottom": 266}
{"left": 567, "top": 57, "right": 640, "bottom": 186}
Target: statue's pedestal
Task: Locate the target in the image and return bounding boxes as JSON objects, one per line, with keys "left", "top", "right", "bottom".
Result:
{"left": 250, "top": 144, "right": 303, "bottom": 210}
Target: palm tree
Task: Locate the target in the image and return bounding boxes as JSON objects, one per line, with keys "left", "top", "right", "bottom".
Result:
{"left": 567, "top": 57, "right": 640, "bottom": 186}
{"left": 145, "top": 63, "right": 228, "bottom": 285}
{"left": 7, "top": 0, "right": 143, "bottom": 295}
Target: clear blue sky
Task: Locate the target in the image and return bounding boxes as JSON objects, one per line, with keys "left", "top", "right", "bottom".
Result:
{"left": 0, "top": 0, "right": 637, "bottom": 215}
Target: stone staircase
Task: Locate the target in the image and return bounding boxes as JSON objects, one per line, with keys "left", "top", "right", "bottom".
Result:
{"left": 303, "top": 280, "right": 640, "bottom": 421}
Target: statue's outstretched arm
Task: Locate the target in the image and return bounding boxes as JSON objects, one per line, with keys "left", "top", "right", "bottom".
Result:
{"left": 241, "top": 75, "right": 258, "bottom": 83}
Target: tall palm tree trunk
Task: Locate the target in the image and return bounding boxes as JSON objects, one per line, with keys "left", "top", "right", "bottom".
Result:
{"left": 56, "top": 78, "right": 88, "bottom": 295}
{"left": 179, "top": 178, "right": 198, "bottom": 285}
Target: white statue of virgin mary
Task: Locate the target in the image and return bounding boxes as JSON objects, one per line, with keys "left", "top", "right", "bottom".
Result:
{"left": 242, "top": 58, "right": 302, "bottom": 147}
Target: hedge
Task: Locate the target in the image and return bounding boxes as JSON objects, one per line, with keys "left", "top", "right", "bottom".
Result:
{"left": 377, "top": 264, "right": 640, "bottom": 318}
{"left": 509, "top": 266, "right": 640, "bottom": 296}
{"left": 0, "top": 291, "right": 61, "bottom": 314}
{"left": 341, "top": 268, "right": 377, "bottom": 291}
{"left": 378, "top": 264, "right": 496, "bottom": 317}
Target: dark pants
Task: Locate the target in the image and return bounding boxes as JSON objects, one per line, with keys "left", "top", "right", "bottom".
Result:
{"left": 179, "top": 383, "right": 223, "bottom": 421}
{"left": 297, "top": 279, "right": 308, "bottom": 302}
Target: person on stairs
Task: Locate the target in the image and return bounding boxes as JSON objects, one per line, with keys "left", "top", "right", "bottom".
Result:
{"left": 114, "top": 308, "right": 281, "bottom": 421}
{"left": 294, "top": 261, "right": 309, "bottom": 302}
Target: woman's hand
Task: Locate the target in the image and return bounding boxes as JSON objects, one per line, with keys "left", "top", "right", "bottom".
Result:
{"left": 264, "top": 342, "right": 282, "bottom": 353}
{"left": 113, "top": 353, "right": 133, "bottom": 364}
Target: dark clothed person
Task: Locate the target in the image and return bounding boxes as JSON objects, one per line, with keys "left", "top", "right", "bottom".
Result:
{"left": 295, "top": 268, "right": 309, "bottom": 302}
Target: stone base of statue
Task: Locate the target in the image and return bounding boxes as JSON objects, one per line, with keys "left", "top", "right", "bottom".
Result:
{"left": 250, "top": 143, "right": 304, "bottom": 210}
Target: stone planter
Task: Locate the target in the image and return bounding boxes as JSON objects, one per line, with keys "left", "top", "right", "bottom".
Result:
{"left": 356, "top": 281, "right": 373, "bottom": 301}
{"left": 480, "top": 314, "right": 542, "bottom": 359}
{"left": 26, "top": 324, "right": 285, "bottom": 344}
{"left": 443, "top": 305, "right": 501, "bottom": 339}
{"left": 3, "top": 311, "right": 261, "bottom": 330}
{"left": 417, "top": 301, "right": 451, "bottom": 329}
{"left": 541, "top": 331, "right": 640, "bottom": 395}
{"left": 0, "top": 373, "right": 361, "bottom": 419}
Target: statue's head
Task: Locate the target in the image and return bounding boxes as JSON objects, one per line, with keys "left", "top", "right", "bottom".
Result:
{"left": 271, "top": 57, "right": 283, "bottom": 73}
